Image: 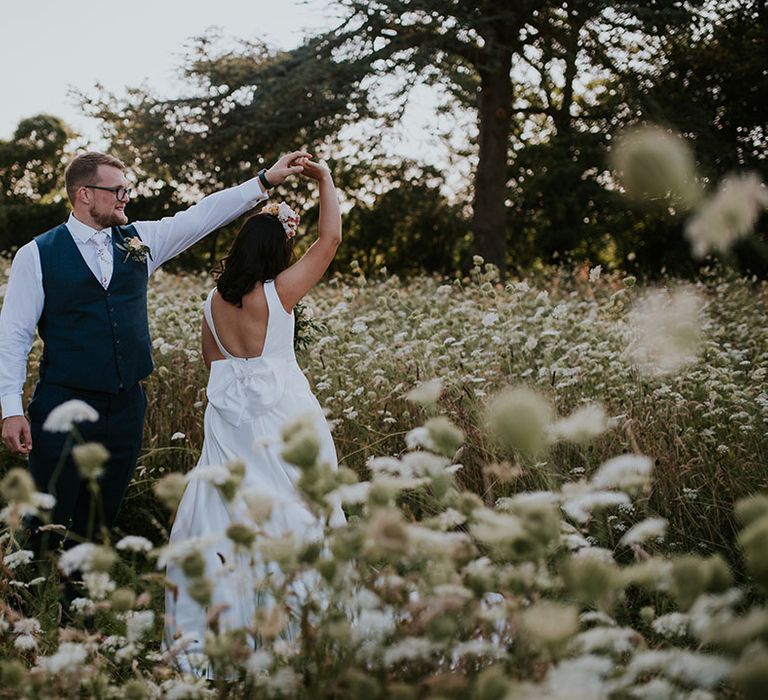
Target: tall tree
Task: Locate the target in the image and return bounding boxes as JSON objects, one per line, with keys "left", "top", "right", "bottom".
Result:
{"left": 0, "top": 114, "right": 70, "bottom": 203}
{"left": 85, "top": 1, "right": 713, "bottom": 273}
{"left": 284, "top": 0, "right": 700, "bottom": 270}
{"left": 0, "top": 115, "right": 71, "bottom": 252}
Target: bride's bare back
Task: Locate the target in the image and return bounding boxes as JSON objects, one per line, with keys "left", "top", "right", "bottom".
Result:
{"left": 202, "top": 159, "right": 340, "bottom": 369}
{"left": 203, "top": 284, "right": 275, "bottom": 362}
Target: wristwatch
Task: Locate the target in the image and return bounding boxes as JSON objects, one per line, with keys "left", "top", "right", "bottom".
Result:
{"left": 258, "top": 168, "right": 272, "bottom": 190}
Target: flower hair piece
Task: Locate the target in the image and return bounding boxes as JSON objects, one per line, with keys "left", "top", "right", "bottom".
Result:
{"left": 262, "top": 201, "right": 300, "bottom": 239}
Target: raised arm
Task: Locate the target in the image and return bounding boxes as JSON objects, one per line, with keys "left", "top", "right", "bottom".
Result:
{"left": 275, "top": 161, "right": 341, "bottom": 311}
{"left": 136, "top": 151, "right": 311, "bottom": 273}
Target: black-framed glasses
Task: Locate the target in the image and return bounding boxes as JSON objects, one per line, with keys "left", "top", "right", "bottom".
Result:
{"left": 84, "top": 184, "right": 132, "bottom": 201}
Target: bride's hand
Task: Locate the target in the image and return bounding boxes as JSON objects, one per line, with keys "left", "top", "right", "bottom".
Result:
{"left": 299, "top": 158, "right": 332, "bottom": 182}
{"left": 264, "top": 151, "right": 311, "bottom": 186}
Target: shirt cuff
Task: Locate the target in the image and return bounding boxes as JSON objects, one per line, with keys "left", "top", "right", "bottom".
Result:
{"left": 1, "top": 394, "right": 24, "bottom": 419}
{"left": 238, "top": 177, "right": 269, "bottom": 205}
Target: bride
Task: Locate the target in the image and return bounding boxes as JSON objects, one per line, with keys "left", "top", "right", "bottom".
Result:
{"left": 163, "top": 157, "right": 346, "bottom": 677}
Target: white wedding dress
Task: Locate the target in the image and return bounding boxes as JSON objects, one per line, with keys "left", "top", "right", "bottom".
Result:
{"left": 163, "top": 281, "right": 346, "bottom": 677}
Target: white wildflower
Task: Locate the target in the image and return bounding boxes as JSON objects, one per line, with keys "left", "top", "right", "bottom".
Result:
{"left": 83, "top": 571, "right": 116, "bottom": 599}
{"left": 485, "top": 385, "right": 553, "bottom": 454}
{"left": 14, "top": 617, "right": 41, "bottom": 635}
{"left": 629, "top": 678, "right": 676, "bottom": 700}
{"left": 628, "top": 287, "right": 704, "bottom": 375}
{"left": 352, "top": 608, "right": 396, "bottom": 643}
{"left": 400, "top": 451, "right": 450, "bottom": 477}
{"left": 546, "top": 655, "right": 615, "bottom": 696}
{"left": 153, "top": 535, "right": 220, "bottom": 569}
{"left": 620, "top": 518, "right": 668, "bottom": 546}
{"left": 405, "top": 426, "right": 436, "bottom": 451}
{"left": 116, "top": 535, "right": 154, "bottom": 553}
{"left": 115, "top": 643, "right": 139, "bottom": 662}
{"left": 37, "top": 642, "right": 88, "bottom": 674}
{"left": 327, "top": 481, "right": 371, "bottom": 505}
{"left": 14, "top": 634, "right": 37, "bottom": 651}
{"left": 42, "top": 399, "right": 99, "bottom": 432}
{"left": 32, "top": 492, "right": 56, "bottom": 510}
{"left": 663, "top": 651, "right": 732, "bottom": 688}
{"left": 573, "top": 626, "right": 639, "bottom": 655}
{"left": 589, "top": 265, "right": 602, "bottom": 283}
{"left": 240, "top": 486, "right": 274, "bottom": 523}
{"left": 573, "top": 547, "right": 616, "bottom": 565}
{"left": 581, "top": 611, "right": 617, "bottom": 628}
{"left": 101, "top": 634, "right": 128, "bottom": 652}
{"left": 246, "top": 649, "right": 273, "bottom": 678}
{"left": 482, "top": 312, "right": 498, "bottom": 326}
{"left": 434, "top": 508, "right": 467, "bottom": 530}
{"left": 453, "top": 639, "right": 505, "bottom": 658}
{"left": 3, "top": 549, "right": 34, "bottom": 569}
{"left": 562, "top": 491, "right": 631, "bottom": 523}
{"left": 383, "top": 637, "right": 438, "bottom": 666}
{"left": 71, "top": 598, "right": 96, "bottom": 616}
{"left": 125, "top": 610, "right": 154, "bottom": 643}
{"left": 266, "top": 667, "right": 300, "bottom": 695}
{"left": 406, "top": 378, "right": 443, "bottom": 405}
{"left": 160, "top": 678, "right": 211, "bottom": 699}
{"left": 592, "top": 454, "right": 653, "bottom": 491}
{"left": 59, "top": 543, "right": 97, "bottom": 575}
{"left": 408, "top": 525, "right": 471, "bottom": 557}
{"left": 685, "top": 172, "right": 768, "bottom": 257}
{"left": 611, "top": 125, "right": 700, "bottom": 206}
{"left": 551, "top": 404, "right": 609, "bottom": 444}
{"left": 652, "top": 612, "right": 690, "bottom": 638}
{"left": 190, "top": 464, "right": 230, "bottom": 485}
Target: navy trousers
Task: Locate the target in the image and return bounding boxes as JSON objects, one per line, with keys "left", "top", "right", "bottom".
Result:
{"left": 25, "top": 380, "right": 146, "bottom": 560}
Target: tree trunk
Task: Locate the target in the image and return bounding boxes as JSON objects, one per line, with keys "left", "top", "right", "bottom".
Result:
{"left": 554, "top": 12, "right": 581, "bottom": 137}
{"left": 472, "top": 45, "right": 513, "bottom": 273}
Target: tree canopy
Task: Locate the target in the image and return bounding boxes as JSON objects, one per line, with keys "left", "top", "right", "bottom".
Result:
{"left": 2, "top": 0, "right": 765, "bottom": 277}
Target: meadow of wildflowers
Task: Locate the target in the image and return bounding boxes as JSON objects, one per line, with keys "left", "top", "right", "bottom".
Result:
{"left": 132, "top": 258, "right": 768, "bottom": 557}
{"left": 2, "top": 251, "right": 768, "bottom": 698}
{"left": 1, "top": 125, "right": 767, "bottom": 697}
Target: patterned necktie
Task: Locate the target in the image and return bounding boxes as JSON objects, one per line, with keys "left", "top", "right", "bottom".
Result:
{"left": 91, "top": 231, "right": 112, "bottom": 289}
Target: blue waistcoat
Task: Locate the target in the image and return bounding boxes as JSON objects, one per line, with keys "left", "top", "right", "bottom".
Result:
{"left": 34, "top": 223, "right": 154, "bottom": 393}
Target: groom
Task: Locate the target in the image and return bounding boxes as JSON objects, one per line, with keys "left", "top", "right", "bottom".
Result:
{"left": 0, "top": 149, "right": 308, "bottom": 560}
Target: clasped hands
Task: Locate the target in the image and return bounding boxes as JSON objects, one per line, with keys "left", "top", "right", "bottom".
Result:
{"left": 265, "top": 151, "right": 332, "bottom": 186}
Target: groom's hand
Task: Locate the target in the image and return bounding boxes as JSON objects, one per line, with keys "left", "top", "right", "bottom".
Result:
{"left": 2, "top": 416, "right": 32, "bottom": 455}
{"left": 265, "top": 151, "right": 311, "bottom": 187}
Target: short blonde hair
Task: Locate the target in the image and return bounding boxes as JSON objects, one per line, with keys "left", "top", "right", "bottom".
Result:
{"left": 64, "top": 152, "right": 126, "bottom": 202}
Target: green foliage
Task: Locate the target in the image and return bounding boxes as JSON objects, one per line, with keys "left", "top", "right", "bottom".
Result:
{"left": 0, "top": 114, "right": 71, "bottom": 252}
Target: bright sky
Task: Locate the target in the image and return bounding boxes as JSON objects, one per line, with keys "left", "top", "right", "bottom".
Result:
{"left": 0, "top": 0, "right": 338, "bottom": 141}
{"left": 0, "top": 0, "right": 467, "bottom": 189}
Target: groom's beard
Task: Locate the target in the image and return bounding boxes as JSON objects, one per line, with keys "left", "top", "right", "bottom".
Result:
{"left": 89, "top": 204, "right": 128, "bottom": 229}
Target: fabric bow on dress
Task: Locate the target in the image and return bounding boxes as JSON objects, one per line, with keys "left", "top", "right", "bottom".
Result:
{"left": 206, "top": 357, "right": 287, "bottom": 427}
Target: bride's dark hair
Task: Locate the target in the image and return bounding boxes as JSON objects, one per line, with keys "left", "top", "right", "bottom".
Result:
{"left": 214, "top": 212, "right": 296, "bottom": 307}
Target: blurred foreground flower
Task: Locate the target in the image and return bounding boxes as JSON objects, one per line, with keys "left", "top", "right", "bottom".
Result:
{"left": 684, "top": 172, "right": 768, "bottom": 258}
{"left": 0, "top": 468, "right": 36, "bottom": 504}
{"left": 627, "top": 287, "right": 704, "bottom": 375}
{"left": 406, "top": 378, "right": 443, "bottom": 405}
{"left": 550, "top": 404, "right": 609, "bottom": 444}
{"left": 611, "top": 125, "right": 701, "bottom": 208}
{"left": 42, "top": 399, "right": 99, "bottom": 432}
{"left": 72, "top": 442, "right": 110, "bottom": 480}
{"left": 485, "top": 386, "right": 553, "bottom": 455}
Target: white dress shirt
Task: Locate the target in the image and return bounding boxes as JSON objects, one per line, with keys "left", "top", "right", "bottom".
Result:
{"left": 0, "top": 177, "right": 268, "bottom": 418}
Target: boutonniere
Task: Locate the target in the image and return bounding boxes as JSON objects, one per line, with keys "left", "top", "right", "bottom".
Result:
{"left": 116, "top": 235, "right": 152, "bottom": 263}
